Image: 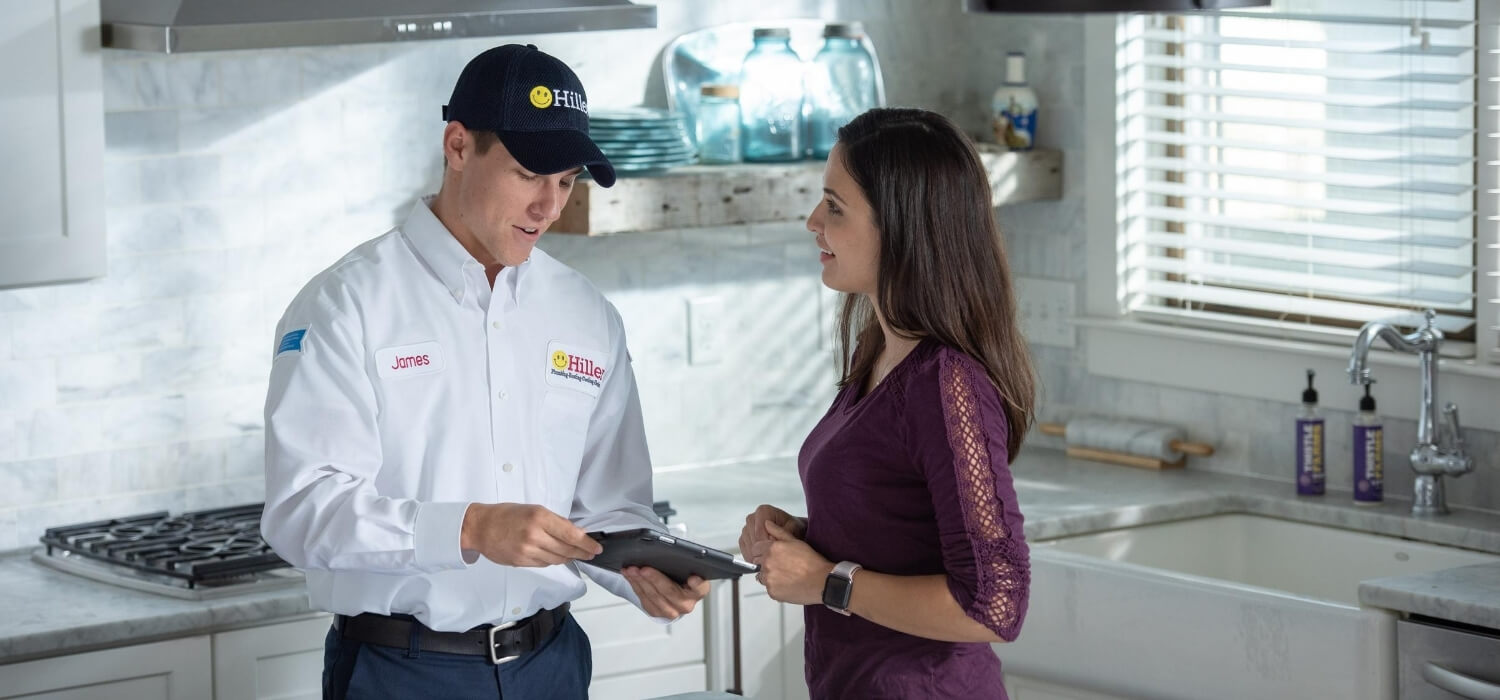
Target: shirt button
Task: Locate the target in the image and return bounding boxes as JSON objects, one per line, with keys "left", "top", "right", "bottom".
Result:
{"left": 491, "top": 321, "right": 502, "bottom": 330}
{"left": 503, "top": 463, "right": 514, "bottom": 473}
{"left": 498, "top": 390, "right": 508, "bottom": 400}
{"left": 512, "top": 607, "right": 522, "bottom": 616}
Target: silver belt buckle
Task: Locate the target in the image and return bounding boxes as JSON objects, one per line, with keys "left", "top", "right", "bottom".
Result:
{"left": 487, "top": 619, "right": 520, "bottom": 665}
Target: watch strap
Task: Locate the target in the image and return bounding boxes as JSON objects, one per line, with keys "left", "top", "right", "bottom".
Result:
{"left": 823, "top": 560, "right": 862, "bottom": 615}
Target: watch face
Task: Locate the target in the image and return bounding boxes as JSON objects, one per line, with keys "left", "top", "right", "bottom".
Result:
{"left": 822, "top": 574, "right": 853, "bottom": 609}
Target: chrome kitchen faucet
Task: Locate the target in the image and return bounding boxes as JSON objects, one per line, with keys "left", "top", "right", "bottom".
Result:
{"left": 1347, "top": 309, "right": 1474, "bottom": 516}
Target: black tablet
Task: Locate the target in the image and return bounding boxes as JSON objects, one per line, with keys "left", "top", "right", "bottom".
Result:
{"left": 586, "top": 528, "right": 758, "bottom": 585}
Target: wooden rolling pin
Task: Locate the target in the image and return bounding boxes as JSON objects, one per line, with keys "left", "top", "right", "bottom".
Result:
{"left": 1039, "top": 418, "right": 1215, "bottom": 470}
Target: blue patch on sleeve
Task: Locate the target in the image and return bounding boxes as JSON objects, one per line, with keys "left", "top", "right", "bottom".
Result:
{"left": 276, "top": 328, "right": 306, "bottom": 357}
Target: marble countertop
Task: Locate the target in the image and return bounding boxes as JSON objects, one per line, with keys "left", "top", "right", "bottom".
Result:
{"left": 1358, "top": 564, "right": 1500, "bottom": 630}
{"left": 6, "top": 448, "right": 1500, "bottom": 664}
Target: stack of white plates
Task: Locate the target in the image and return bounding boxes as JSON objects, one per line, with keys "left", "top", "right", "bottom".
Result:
{"left": 589, "top": 108, "right": 697, "bottom": 175}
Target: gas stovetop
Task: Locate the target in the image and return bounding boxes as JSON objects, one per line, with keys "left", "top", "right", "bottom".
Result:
{"left": 32, "top": 503, "right": 302, "bottom": 600}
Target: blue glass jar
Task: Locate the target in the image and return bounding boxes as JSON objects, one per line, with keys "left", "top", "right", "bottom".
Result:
{"left": 806, "top": 23, "right": 878, "bottom": 159}
{"left": 739, "top": 28, "right": 804, "bottom": 162}
{"left": 696, "top": 84, "right": 741, "bottom": 164}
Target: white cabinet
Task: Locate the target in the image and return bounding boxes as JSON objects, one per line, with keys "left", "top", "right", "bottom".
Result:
{"left": 213, "top": 615, "right": 331, "bottom": 700}
{"left": 571, "top": 581, "right": 709, "bottom": 698}
{"left": 0, "top": 0, "right": 106, "bottom": 288}
{"left": 0, "top": 636, "right": 212, "bottom": 700}
{"left": 736, "top": 578, "right": 809, "bottom": 700}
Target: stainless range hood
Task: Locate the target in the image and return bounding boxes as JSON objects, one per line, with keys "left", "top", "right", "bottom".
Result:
{"left": 101, "top": 0, "right": 658, "bottom": 54}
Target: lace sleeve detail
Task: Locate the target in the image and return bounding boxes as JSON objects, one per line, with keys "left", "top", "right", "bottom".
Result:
{"left": 938, "top": 353, "right": 1029, "bottom": 641}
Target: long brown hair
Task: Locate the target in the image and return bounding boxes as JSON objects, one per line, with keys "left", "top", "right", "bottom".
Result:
{"left": 833, "top": 108, "right": 1035, "bottom": 457}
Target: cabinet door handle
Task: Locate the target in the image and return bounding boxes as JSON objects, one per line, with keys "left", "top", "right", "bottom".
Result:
{"left": 1424, "top": 662, "right": 1500, "bottom": 700}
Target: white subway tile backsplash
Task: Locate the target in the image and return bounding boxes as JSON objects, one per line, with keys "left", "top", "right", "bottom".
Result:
{"left": 138, "top": 345, "right": 224, "bottom": 392}
{"left": 135, "top": 60, "right": 186, "bottom": 110}
{"left": 137, "top": 57, "right": 221, "bottom": 109}
{"left": 610, "top": 291, "right": 689, "bottom": 368}
{"left": 0, "top": 457, "right": 57, "bottom": 508}
{"left": 185, "top": 292, "right": 269, "bottom": 348}
{"left": 747, "top": 221, "right": 810, "bottom": 245}
{"left": 0, "top": 411, "right": 24, "bottom": 463}
{"left": 0, "top": 360, "right": 55, "bottom": 412}
{"left": 11, "top": 299, "right": 185, "bottom": 358}
{"left": 184, "top": 478, "right": 265, "bottom": 511}
{"left": 218, "top": 53, "right": 303, "bottom": 106}
{"left": 56, "top": 352, "right": 143, "bottom": 401}
{"left": 298, "top": 46, "right": 396, "bottom": 100}
{"left": 221, "top": 434, "right": 266, "bottom": 480}
{"left": 0, "top": 510, "right": 17, "bottom": 552}
{"left": 56, "top": 452, "right": 125, "bottom": 500}
{"left": 178, "top": 105, "right": 278, "bottom": 153}
{"left": 184, "top": 385, "right": 267, "bottom": 438}
{"left": 105, "top": 110, "right": 179, "bottom": 156}
{"left": 108, "top": 205, "right": 187, "bottom": 255}
{"left": 104, "top": 158, "right": 143, "bottom": 207}
{"left": 31, "top": 397, "right": 188, "bottom": 459}
{"left": 139, "top": 154, "right": 222, "bottom": 204}
{"left": 89, "top": 250, "right": 229, "bottom": 304}
{"left": 102, "top": 59, "right": 142, "bottom": 112}
{"left": 189, "top": 202, "right": 266, "bottom": 249}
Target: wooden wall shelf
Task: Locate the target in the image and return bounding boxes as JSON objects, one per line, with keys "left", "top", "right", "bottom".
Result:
{"left": 554, "top": 145, "right": 1062, "bottom": 236}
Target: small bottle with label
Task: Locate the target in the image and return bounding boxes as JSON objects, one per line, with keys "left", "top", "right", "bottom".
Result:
{"left": 991, "top": 51, "right": 1038, "bottom": 151}
{"left": 1353, "top": 383, "right": 1383, "bottom": 505}
{"left": 1296, "top": 369, "right": 1325, "bottom": 496}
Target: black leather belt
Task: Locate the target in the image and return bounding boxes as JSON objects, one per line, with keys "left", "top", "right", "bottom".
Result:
{"left": 335, "top": 603, "right": 570, "bottom": 665}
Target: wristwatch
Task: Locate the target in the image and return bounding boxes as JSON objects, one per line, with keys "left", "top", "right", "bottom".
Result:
{"left": 822, "top": 561, "right": 863, "bottom": 615}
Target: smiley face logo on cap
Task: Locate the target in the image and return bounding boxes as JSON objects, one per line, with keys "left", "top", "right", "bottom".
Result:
{"left": 529, "top": 85, "right": 553, "bottom": 109}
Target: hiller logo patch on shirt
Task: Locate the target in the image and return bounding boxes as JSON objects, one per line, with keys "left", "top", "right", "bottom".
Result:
{"left": 375, "top": 341, "right": 445, "bottom": 380}
{"left": 545, "top": 341, "right": 606, "bottom": 398}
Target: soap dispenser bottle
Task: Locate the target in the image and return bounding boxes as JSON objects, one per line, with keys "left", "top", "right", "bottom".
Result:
{"left": 1353, "top": 383, "right": 1383, "bottom": 505}
{"left": 1296, "top": 369, "right": 1325, "bottom": 496}
{"left": 990, "top": 51, "right": 1038, "bottom": 151}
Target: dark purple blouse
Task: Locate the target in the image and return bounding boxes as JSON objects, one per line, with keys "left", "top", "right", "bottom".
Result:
{"left": 798, "top": 339, "right": 1030, "bottom": 699}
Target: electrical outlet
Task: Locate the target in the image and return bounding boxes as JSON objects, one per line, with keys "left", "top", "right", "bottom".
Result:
{"left": 1014, "top": 277, "right": 1076, "bottom": 348}
{"left": 687, "top": 297, "right": 725, "bottom": 365}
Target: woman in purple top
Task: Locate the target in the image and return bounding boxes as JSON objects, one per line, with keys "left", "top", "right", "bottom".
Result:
{"left": 738, "top": 108, "right": 1036, "bottom": 699}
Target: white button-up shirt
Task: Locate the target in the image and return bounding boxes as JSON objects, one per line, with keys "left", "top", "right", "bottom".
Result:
{"left": 263, "top": 197, "right": 659, "bottom": 632}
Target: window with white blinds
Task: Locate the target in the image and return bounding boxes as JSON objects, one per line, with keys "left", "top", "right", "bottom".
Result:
{"left": 1483, "top": 1, "right": 1500, "bottom": 362}
{"left": 1116, "top": 1, "right": 1488, "bottom": 359}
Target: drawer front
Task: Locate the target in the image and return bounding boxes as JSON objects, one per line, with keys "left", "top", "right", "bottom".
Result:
{"left": 571, "top": 581, "right": 706, "bottom": 678}
{"left": 1397, "top": 619, "right": 1500, "bottom": 700}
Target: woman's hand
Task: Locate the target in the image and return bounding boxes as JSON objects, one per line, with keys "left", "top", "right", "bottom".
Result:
{"left": 738, "top": 504, "right": 806, "bottom": 557}
{"left": 749, "top": 521, "right": 832, "bottom": 606}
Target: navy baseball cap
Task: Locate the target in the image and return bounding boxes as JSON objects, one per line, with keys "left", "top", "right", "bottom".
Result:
{"left": 443, "top": 44, "right": 616, "bottom": 188}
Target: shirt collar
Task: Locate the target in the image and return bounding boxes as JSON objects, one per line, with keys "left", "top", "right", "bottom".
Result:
{"left": 403, "top": 195, "right": 533, "bottom": 307}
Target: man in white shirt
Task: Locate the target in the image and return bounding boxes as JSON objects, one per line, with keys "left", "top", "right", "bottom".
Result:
{"left": 262, "top": 44, "right": 708, "bottom": 699}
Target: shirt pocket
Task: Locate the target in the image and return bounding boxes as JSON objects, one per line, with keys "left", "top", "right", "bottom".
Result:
{"left": 539, "top": 389, "right": 595, "bottom": 513}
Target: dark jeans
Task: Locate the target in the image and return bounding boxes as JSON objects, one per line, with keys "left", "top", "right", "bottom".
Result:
{"left": 323, "top": 614, "right": 592, "bottom": 700}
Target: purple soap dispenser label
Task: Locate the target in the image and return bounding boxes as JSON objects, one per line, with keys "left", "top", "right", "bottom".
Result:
{"left": 1354, "top": 425, "right": 1383, "bottom": 503}
{"left": 1296, "top": 419, "right": 1325, "bottom": 495}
